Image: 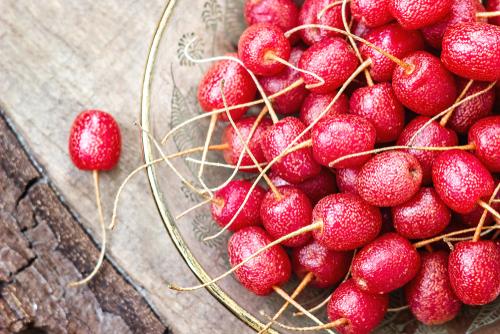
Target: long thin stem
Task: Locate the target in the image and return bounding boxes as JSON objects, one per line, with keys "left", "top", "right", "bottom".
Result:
{"left": 266, "top": 53, "right": 325, "bottom": 89}
{"left": 262, "top": 307, "right": 348, "bottom": 332}
{"left": 413, "top": 225, "right": 500, "bottom": 248}
{"left": 293, "top": 294, "right": 331, "bottom": 317}
{"left": 388, "top": 305, "right": 409, "bottom": 312}
{"left": 473, "top": 183, "right": 500, "bottom": 242}
{"left": 175, "top": 198, "right": 213, "bottom": 220}
{"left": 477, "top": 200, "right": 500, "bottom": 221}
{"left": 439, "top": 79, "right": 474, "bottom": 127}
{"left": 186, "top": 157, "right": 267, "bottom": 170}
{"left": 165, "top": 143, "right": 228, "bottom": 159}
{"left": 197, "top": 113, "right": 219, "bottom": 197}
{"left": 477, "top": 11, "right": 500, "bottom": 18}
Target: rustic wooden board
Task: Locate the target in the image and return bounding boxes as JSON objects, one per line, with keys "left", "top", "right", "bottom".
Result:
{"left": 0, "top": 1, "right": 251, "bottom": 333}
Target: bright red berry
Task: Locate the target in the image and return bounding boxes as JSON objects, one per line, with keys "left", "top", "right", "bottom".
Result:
{"left": 299, "top": 91, "right": 349, "bottom": 127}
{"left": 351, "top": 0, "right": 393, "bottom": 28}
{"left": 388, "top": 0, "right": 453, "bottom": 30}
{"left": 468, "top": 116, "right": 500, "bottom": 172}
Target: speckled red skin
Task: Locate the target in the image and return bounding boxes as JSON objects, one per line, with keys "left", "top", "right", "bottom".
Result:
{"left": 244, "top": 0, "right": 299, "bottom": 41}
{"left": 312, "top": 193, "right": 382, "bottom": 251}
{"left": 228, "top": 226, "right": 291, "bottom": 295}
{"left": 442, "top": 22, "right": 500, "bottom": 81}
{"left": 388, "top": 0, "right": 453, "bottom": 29}
{"left": 68, "top": 110, "right": 121, "bottom": 171}
{"left": 448, "top": 241, "right": 500, "bottom": 305}
{"left": 298, "top": 0, "right": 350, "bottom": 45}
{"left": 299, "top": 92, "right": 349, "bottom": 127}
{"left": 397, "top": 116, "right": 459, "bottom": 184}
{"left": 360, "top": 23, "right": 424, "bottom": 82}
{"left": 299, "top": 37, "right": 359, "bottom": 94}
{"left": 486, "top": 0, "right": 500, "bottom": 26}
{"left": 392, "top": 187, "right": 451, "bottom": 239}
{"left": 351, "top": 0, "right": 393, "bottom": 28}
{"left": 448, "top": 80, "right": 495, "bottom": 135}
{"left": 336, "top": 167, "right": 361, "bottom": 196}
{"left": 259, "top": 47, "right": 308, "bottom": 115}
{"left": 357, "top": 151, "right": 423, "bottom": 207}
{"left": 405, "top": 251, "right": 461, "bottom": 325}
{"left": 292, "top": 241, "right": 351, "bottom": 288}
{"left": 349, "top": 83, "right": 405, "bottom": 144}
{"left": 327, "top": 279, "right": 389, "bottom": 334}
{"left": 421, "top": 0, "right": 486, "bottom": 49}
{"left": 312, "top": 114, "right": 376, "bottom": 169}
{"left": 198, "top": 54, "right": 257, "bottom": 121}
{"left": 261, "top": 117, "right": 321, "bottom": 184}
{"left": 468, "top": 116, "right": 500, "bottom": 173}
{"left": 432, "top": 150, "right": 494, "bottom": 214}
{"left": 352, "top": 233, "right": 421, "bottom": 294}
{"left": 458, "top": 181, "right": 499, "bottom": 226}
{"left": 211, "top": 180, "right": 266, "bottom": 231}
{"left": 238, "top": 23, "right": 291, "bottom": 77}
{"left": 221, "top": 116, "right": 273, "bottom": 173}
{"left": 260, "top": 186, "right": 313, "bottom": 247}
{"left": 392, "top": 51, "right": 457, "bottom": 116}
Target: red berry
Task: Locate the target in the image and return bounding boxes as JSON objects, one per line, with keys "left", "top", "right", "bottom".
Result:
{"left": 432, "top": 150, "right": 494, "bottom": 214}
{"left": 335, "top": 167, "right": 361, "bottom": 195}
{"left": 312, "top": 114, "right": 376, "bottom": 168}
{"left": 299, "top": 92, "right": 349, "bottom": 127}
{"left": 357, "top": 151, "right": 423, "bottom": 207}
{"left": 392, "top": 187, "right": 451, "bottom": 239}
{"left": 259, "top": 47, "right": 308, "bottom": 115}
{"left": 244, "top": 0, "right": 299, "bottom": 36}
{"left": 349, "top": 83, "right": 405, "bottom": 143}
{"left": 312, "top": 193, "right": 382, "bottom": 251}
{"left": 292, "top": 241, "right": 351, "bottom": 288}
{"left": 221, "top": 116, "right": 273, "bottom": 173}
{"left": 442, "top": 22, "right": 500, "bottom": 81}
{"left": 260, "top": 186, "right": 313, "bottom": 247}
{"left": 360, "top": 23, "right": 424, "bottom": 82}
{"left": 238, "top": 23, "right": 291, "bottom": 76}
{"left": 261, "top": 117, "right": 321, "bottom": 183}
{"left": 458, "top": 180, "right": 500, "bottom": 226}
{"left": 68, "top": 110, "right": 121, "bottom": 171}
{"left": 392, "top": 51, "right": 457, "bottom": 116}
{"left": 327, "top": 279, "right": 389, "bottom": 334}
{"left": 486, "top": 0, "right": 500, "bottom": 26}
{"left": 388, "top": 0, "right": 453, "bottom": 30}
{"left": 299, "top": 37, "right": 359, "bottom": 94}
{"left": 468, "top": 116, "right": 500, "bottom": 172}
{"left": 197, "top": 54, "right": 257, "bottom": 121}
{"left": 211, "top": 180, "right": 266, "bottom": 231}
{"left": 351, "top": 0, "right": 393, "bottom": 28}
{"left": 405, "top": 251, "right": 461, "bottom": 325}
{"left": 352, "top": 233, "right": 421, "bottom": 294}
{"left": 448, "top": 240, "right": 500, "bottom": 305}
{"left": 397, "top": 116, "right": 459, "bottom": 184}
{"left": 298, "top": 0, "right": 350, "bottom": 45}
{"left": 228, "top": 226, "right": 291, "bottom": 295}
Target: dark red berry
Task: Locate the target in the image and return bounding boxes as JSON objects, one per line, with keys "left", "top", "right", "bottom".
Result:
{"left": 468, "top": 116, "right": 500, "bottom": 172}
{"left": 244, "top": 0, "right": 299, "bottom": 38}
{"left": 228, "top": 226, "right": 291, "bottom": 295}
{"left": 336, "top": 167, "right": 361, "bottom": 195}
{"left": 388, "top": 0, "right": 453, "bottom": 29}
{"left": 299, "top": 92, "right": 349, "bottom": 127}
{"left": 68, "top": 110, "right": 121, "bottom": 171}
{"left": 352, "top": 233, "right": 421, "bottom": 294}
{"left": 298, "top": 0, "right": 349, "bottom": 45}
{"left": 357, "top": 151, "right": 423, "bottom": 207}
{"left": 351, "top": 0, "right": 393, "bottom": 28}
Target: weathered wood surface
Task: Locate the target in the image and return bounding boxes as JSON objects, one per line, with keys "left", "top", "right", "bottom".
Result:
{"left": 0, "top": 1, "right": 251, "bottom": 333}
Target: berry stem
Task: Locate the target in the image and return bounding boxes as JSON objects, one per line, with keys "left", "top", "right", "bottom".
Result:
{"left": 265, "top": 53, "right": 325, "bottom": 89}
{"left": 197, "top": 113, "right": 219, "bottom": 197}
{"left": 175, "top": 198, "right": 214, "bottom": 220}
{"left": 262, "top": 308, "right": 348, "bottom": 332}
{"left": 293, "top": 294, "right": 331, "bottom": 317}
{"left": 68, "top": 170, "right": 106, "bottom": 287}
{"left": 477, "top": 200, "right": 500, "bottom": 221}
{"left": 388, "top": 305, "right": 409, "bottom": 312}
{"left": 473, "top": 183, "right": 500, "bottom": 242}
{"left": 165, "top": 143, "right": 229, "bottom": 159}
{"left": 439, "top": 79, "right": 474, "bottom": 127}
{"left": 413, "top": 225, "right": 500, "bottom": 248}
{"left": 476, "top": 11, "right": 500, "bottom": 18}
{"left": 285, "top": 138, "right": 313, "bottom": 155}
{"left": 186, "top": 157, "right": 268, "bottom": 170}
{"left": 317, "top": 0, "right": 346, "bottom": 19}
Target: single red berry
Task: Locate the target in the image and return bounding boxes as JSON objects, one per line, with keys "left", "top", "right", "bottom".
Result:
{"left": 299, "top": 37, "right": 359, "bottom": 94}
{"left": 327, "top": 279, "right": 389, "bottom": 334}
{"left": 392, "top": 187, "right": 451, "bottom": 239}
{"left": 244, "top": 0, "right": 299, "bottom": 39}
{"left": 312, "top": 114, "right": 376, "bottom": 168}
{"left": 349, "top": 83, "right": 405, "bottom": 143}
{"left": 260, "top": 186, "right": 313, "bottom": 247}
{"left": 360, "top": 23, "right": 424, "bottom": 82}
{"left": 228, "top": 226, "right": 291, "bottom": 295}
{"left": 238, "top": 23, "right": 291, "bottom": 76}
{"left": 405, "top": 251, "right": 462, "bottom": 325}
{"left": 68, "top": 110, "right": 121, "bottom": 171}
{"left": 432, "top": 150, "right": 494, "bottom": 214}
{"left": 442, "top": 22, "right": 500, "bottom": 81}
{"left": 352, "top": 233, "right": 421, "bottom": 294}
{"left": 292, "top": 241, "right": 352, "bottom": 288}
{"left": 392, "top": 51, "right": 457, "bottom": 116}
{"left": 299, "top": 92, "right": 349, "bottom": 127}
{"left": 259, "top": 47, "right": 308, "bottom": 115}
{"left": 198, "top": 54, "right": 257, "bottom": 121}
{"left": 388, "top": 0, "right": 453, "bottom": 29}
{"left": 468, "top": 116, "right": 500, "bottom": 172}
{"left": 486, "top": 0, "right": 500, "bottom": 26}
{"left": 221, "top": 116, "right": 273, "bottom": 173}
{"left": 336, "top": 167, "right": 361, "bottom": 196}
{"left": 448, "top": 240, "right": 500, "bottom": 305}
{"left": 211, "top": 180, "right": 266, "bottom": 231}
{"left": 447, "top": 79, "right": 495, "bottom": 134}
{"left": 298, "top": 0, "right": 350, "bottom": 45}
{"left": 357, "top": 151, "right": 423, "bottom": 207}
{"left": 397, "top": 116, "right": 459, "bottom": 184}
{"left": 312, "top": 193, "right": 382, "bottom": 251}
{"left": 261, "top": 117, "right": 321, "bottom": 183}
{"left": 351, "top": 0, "right": 393, "bottom": 28}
